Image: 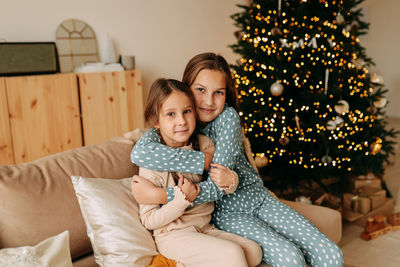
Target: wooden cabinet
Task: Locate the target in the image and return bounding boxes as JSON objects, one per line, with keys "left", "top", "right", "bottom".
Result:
{"left": 0, "top": 70, "right": 144, "bottom": 165}
{"left": 0, "top": 78, "right": 14, "bottom": 164}
{"left": 78, "top": 70, "right": 144, "bottom": 145}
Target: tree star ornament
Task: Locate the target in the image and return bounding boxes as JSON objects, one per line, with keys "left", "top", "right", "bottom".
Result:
{"left": 270, "top": 81, "right": 284, "bottom": 96}
{"left": 334, "top": 100, "right": 350, "bottom": 114}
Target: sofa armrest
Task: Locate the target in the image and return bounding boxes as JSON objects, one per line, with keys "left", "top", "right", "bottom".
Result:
{"left": 281, "top": 200, "right": 342, "bottom": 244}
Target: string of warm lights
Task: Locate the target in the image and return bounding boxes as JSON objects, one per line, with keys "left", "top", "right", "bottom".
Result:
{"left": 231, "top": 0, "right": 388, "bottom": 174}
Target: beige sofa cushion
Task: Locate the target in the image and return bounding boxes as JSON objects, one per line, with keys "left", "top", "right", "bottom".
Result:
{"left": 0, "top": 137, "right": 138, "bottom": 260}
{"left": 71, "top": 176, "right": 157, "bottom": 266}
{"left": 0, "top": 230, "right": 72, "bottom": 267}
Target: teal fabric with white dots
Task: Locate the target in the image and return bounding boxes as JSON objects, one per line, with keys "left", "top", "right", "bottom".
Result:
{"left": 131, "top": 106, "right": 343, "bottom": 267}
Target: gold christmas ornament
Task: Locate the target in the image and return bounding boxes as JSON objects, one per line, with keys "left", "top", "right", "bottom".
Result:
{"left": 336, "top": 12, "right": 345, "bottom": 25}
{"left": 271, "top": 27, "right": 282, "bottom": 36}
{"left": 370, "top": 138, "right": 383, "bottom": 155}
{"left": 270, "top": 81, "right": 284, "bottom": 96}
{"left": 373, "top": 97, "right": 387, "bottom": 108}
{"left": 334, "top": 100, "right": 350, "bottom": 114}
{"left": 352, "top": 58, "right": 365, "bottom": 69}
{"left": 367, "top": 106, "right": 378, "bottom": 114}
{"left": 370, "top": 73, "right": 384, "bottom": 84}
{"left": 350, "top": 22, "right": 360, "bottom": 32}
{"left": 278, "top": 136, "right": 290, "bottom": 146}
{"left": 234, "top": 30, "right": 245, "bottom": 39}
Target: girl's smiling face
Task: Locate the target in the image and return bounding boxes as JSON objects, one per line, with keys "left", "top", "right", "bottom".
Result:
{"left": 155, "top": 90, "right": 196, "bottom": 148}
{"left": 190, "top": 69, "right": 226, "bottom": 123}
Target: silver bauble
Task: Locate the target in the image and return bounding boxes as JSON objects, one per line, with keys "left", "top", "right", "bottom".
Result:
{"left": 334, "top": 100, "right": 350, "bottom": 114}
{"left": 373, "top": 97, "right": 387, "bottom": 108}
{"left": 321, "top": 155, "right": 333, "bottom": 164}
{"left": 327, "top": 120, "right": 337, "bottom": 131}
{"left": 270, "top": 81, "right": 284, "bottom": 96}
{"left": 370, "top": 73, "right": 384, "bottom": 84}
{"left": 334, "top": 117, "right": 344, "bottom": 126}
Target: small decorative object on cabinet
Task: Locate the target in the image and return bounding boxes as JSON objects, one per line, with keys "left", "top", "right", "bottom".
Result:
{"left": 0, "top": 70, "right": 144, "bottom": 165}
{"left": 0, "top": 42, "right": 59, "bottom": 76}
{"left": 56, "top": 19, "right": 99, "bottom": 73}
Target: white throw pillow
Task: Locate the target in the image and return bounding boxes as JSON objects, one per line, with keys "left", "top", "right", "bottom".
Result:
{"left": 0, "top": 230, "right": 72, "bottom": 267}
{"left": 71, "top": 176, "right": 157, "bottom": 267}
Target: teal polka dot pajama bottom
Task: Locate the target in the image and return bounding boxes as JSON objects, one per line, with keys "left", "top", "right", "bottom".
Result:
{"left": 213, "top": 193, "right": 343, "bottom": 267}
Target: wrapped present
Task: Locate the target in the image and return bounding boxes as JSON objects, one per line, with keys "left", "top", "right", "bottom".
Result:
{"left": 342, "top": 175, "right": 382, "bottom": 192}
{"left": 352, "top": 195, "right": 371, "bottom": 214}
{"left": 357, "top": 187, "right": 386, "bottom": 211}
{"left": 354, "top": 177, "right": 381, "bottom": 190}
{"left": 343, "top": 193, "right": 370, "bottom": 214}
{"left": 354, "top": 198, "right": 394, "bottom": 226}
{"left": 343, "top": 187, "right": 386, "bottom": 215}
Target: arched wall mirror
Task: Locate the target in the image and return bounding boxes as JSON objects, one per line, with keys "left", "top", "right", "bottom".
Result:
{"left": 56, "top": 19, "right": 99, "bottom": 72}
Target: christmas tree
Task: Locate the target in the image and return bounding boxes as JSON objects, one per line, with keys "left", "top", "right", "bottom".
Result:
{"left": 231, "top": 0, "right": 398, "bottom": 192}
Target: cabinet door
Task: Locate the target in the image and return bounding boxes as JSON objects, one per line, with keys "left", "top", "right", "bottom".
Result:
{"left": 0, "top": 78, "right": 14, "bottom": 165}
{"left": 78, "top": 70, "right": 144, "bottom": 145}
{"left": 6, "top": 74, "right": 82, "bottom": 163}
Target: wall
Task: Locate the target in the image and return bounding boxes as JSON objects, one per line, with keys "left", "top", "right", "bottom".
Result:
{"left": 0, "top": 0, "right": 246, "bottom": 100}
{"left": 360, "top": 0, "right": 400, "bottom": 117}
{"left": 1, "top": 0, "right": 399, "bottom": 117}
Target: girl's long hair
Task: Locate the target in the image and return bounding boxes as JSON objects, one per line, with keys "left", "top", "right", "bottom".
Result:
{"left": 182, "top": 52, "right": 239, "bottom": 112}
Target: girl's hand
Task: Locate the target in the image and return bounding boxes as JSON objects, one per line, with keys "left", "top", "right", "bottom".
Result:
{"left": 131, "top": 175, "right": 167, "bottom": 204}
{"left": 209, "top": 163, "right": 234, "bottom": 188}
{"left": 177, "top": 174, "right": 200, "bottom": 202}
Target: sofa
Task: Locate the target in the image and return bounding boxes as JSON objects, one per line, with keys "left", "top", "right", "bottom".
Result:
{"left": 0, "top": 130, "right": 342, "bottom": 266}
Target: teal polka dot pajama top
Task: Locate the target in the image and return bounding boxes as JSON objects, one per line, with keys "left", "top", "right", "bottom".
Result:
{"left": 131, "top": 106, "right": 343, "bottom": 267}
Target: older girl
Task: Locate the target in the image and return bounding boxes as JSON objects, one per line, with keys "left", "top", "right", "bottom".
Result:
{"left": 131, "top": 54, "right": 343, "bottom": 267}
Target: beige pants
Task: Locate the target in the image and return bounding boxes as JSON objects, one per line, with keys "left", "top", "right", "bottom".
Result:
{"left": 155, "top": 225, "right": 262, "bottom": 267}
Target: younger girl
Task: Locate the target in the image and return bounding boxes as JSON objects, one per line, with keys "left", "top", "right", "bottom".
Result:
{"left": 131, "top": 54, "right": 344, "bottom": 267}
{"left": 134, "top": 78, "right": 262, "bottom": 267}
